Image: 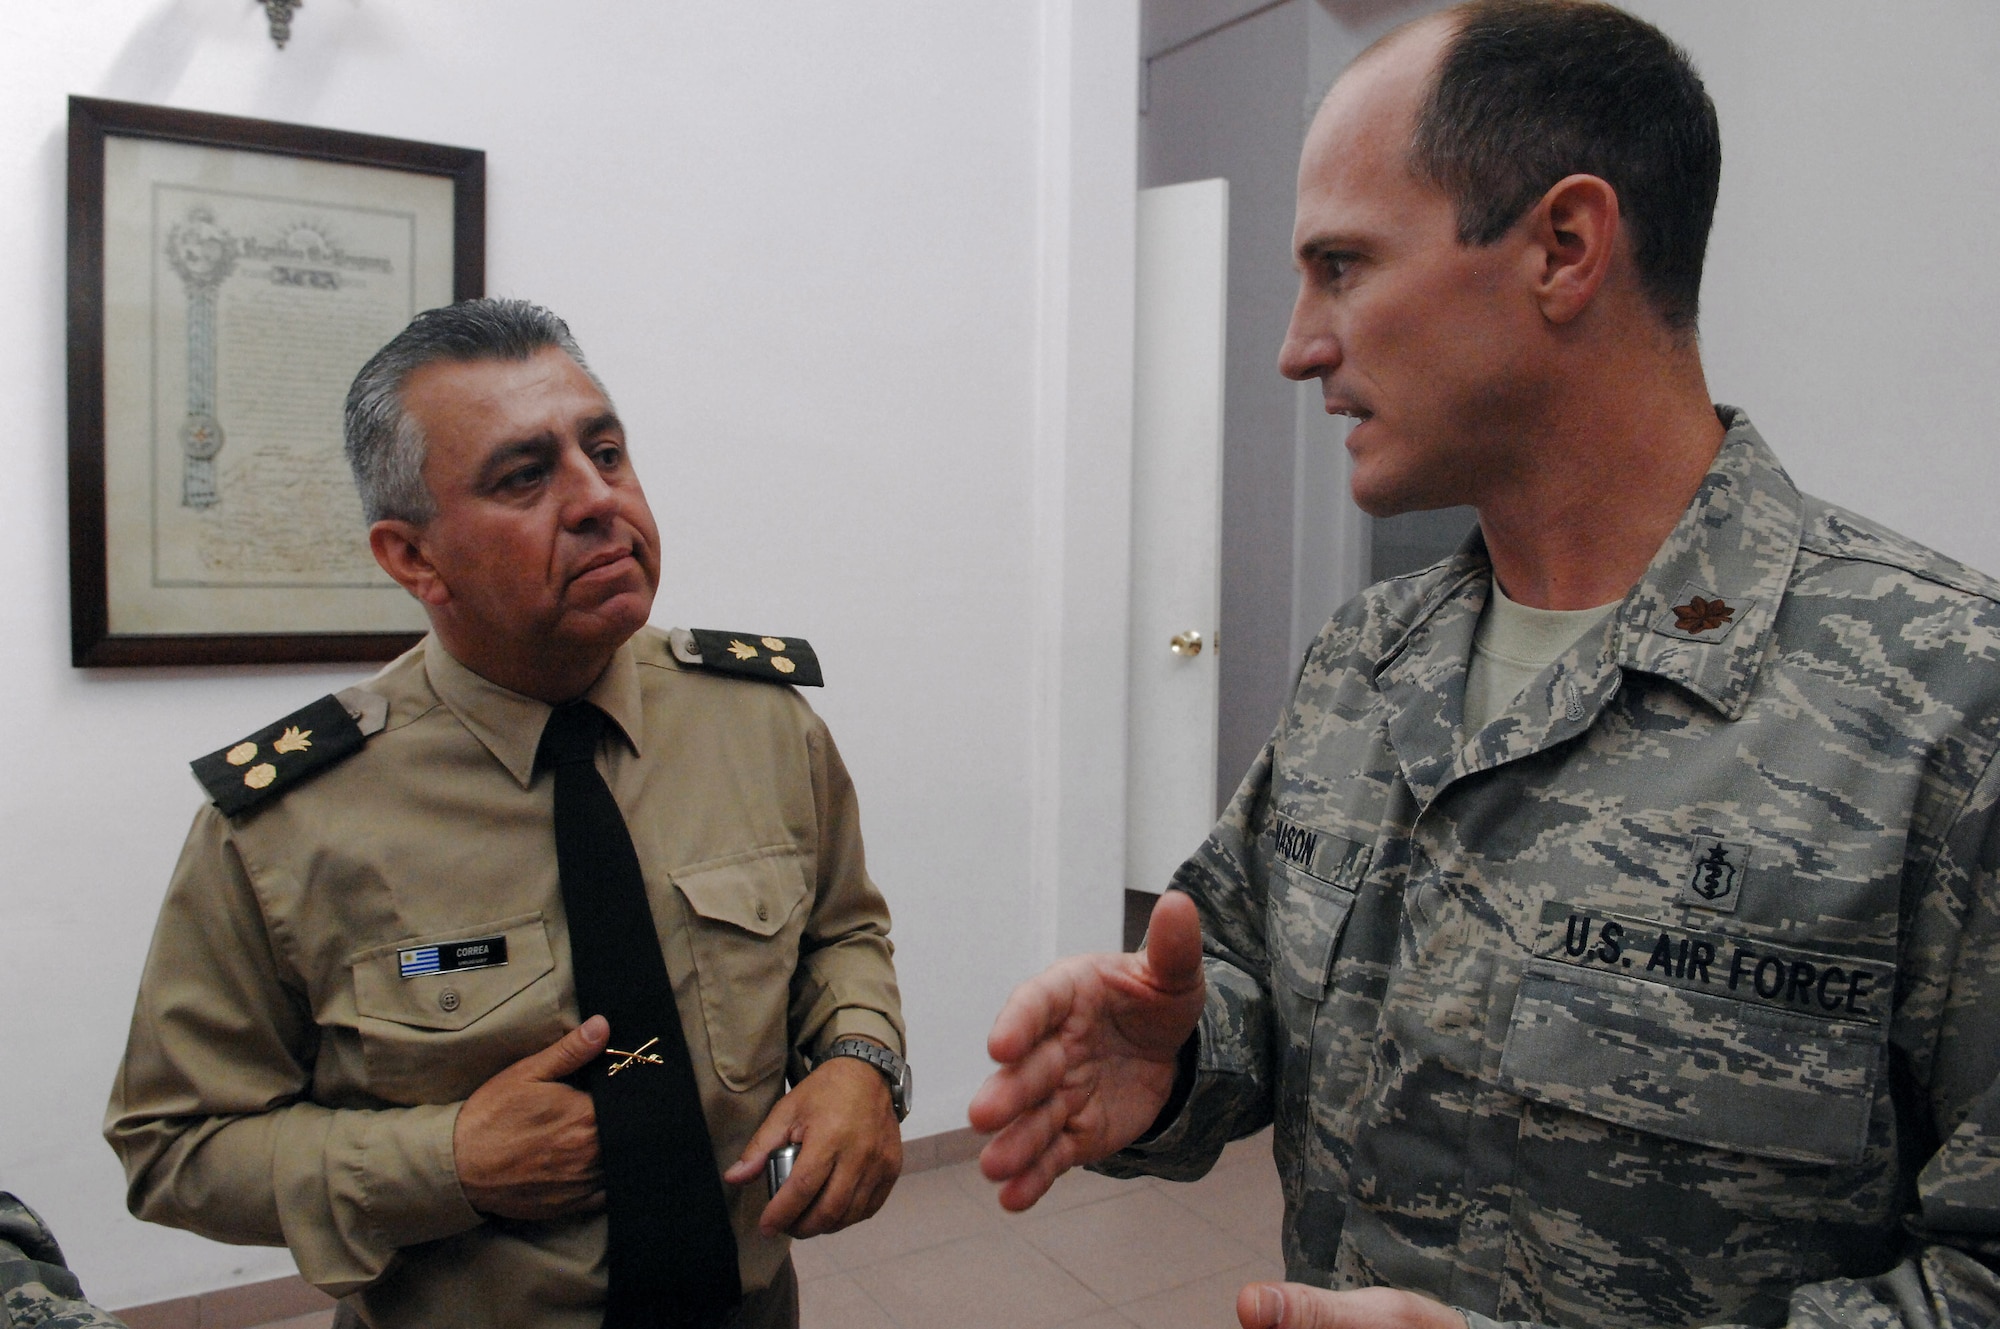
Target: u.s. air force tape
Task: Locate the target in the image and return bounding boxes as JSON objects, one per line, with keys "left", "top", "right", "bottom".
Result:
{"left": 398, "top": 935, "right": 509, "bottom": 980}
{"left": 1538, "top": 901, "right": 1888, "bottom": 1023}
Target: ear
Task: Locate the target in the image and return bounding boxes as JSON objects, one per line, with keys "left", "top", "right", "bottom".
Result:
{"left": 369, "top": 520, "right": 452, "bottom": 608}
{"left": 1526, "top": 173, "right": 1621, "bottom": 326}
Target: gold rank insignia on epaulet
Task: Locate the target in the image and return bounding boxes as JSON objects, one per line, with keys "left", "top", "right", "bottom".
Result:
{"left": 668, "top": 628, "right": 824, "bottom": 687}
{"left": 190, "top": 688, "right": 388, "bottom": 817}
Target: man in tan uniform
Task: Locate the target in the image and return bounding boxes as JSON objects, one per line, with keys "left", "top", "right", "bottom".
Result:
{"left": 106, "top": 299, "right": 908, "bottom": 1329}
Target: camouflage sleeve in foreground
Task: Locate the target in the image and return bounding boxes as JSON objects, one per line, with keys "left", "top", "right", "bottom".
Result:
{"left": 1091, "top": 740, "right": 1282, "bottom": 1184}
{"left": 1461, "top": 1245, "right": 1999, "bottom": 1329}
{"left": 0, "top": 1193, "right": 130, "bottom": 1329}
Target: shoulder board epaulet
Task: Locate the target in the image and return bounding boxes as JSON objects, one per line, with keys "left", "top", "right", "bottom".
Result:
{"left": 668, "top": 628, "right": 823, "bottom": 687}
{"left": 190, "top": 688, "right": 388, "bottom": 817}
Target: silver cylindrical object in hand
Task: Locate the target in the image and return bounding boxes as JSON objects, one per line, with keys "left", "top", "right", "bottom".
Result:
{"left": 766, "top": 1143, "right": 800, "bottom": 1197}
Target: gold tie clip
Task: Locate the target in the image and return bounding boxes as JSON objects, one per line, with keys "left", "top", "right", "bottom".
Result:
{"left": 605, "top": 1037, "right": 666, "bottom": 1075}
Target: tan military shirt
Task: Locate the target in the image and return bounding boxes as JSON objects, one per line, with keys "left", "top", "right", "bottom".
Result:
{"left": 105, "top": 626, "right": 904, "bottom": 1328}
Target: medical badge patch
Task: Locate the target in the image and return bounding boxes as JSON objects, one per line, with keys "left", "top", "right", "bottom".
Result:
{"left": 1681, "top": 836, "right": 1749, "bottom": 913}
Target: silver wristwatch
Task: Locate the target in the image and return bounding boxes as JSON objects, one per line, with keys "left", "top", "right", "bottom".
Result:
{"left": 820, "top": 1037, "right": 913, "bottom": 1122}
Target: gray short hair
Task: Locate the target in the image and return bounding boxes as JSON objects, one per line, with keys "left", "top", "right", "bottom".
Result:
{"left": 343, "top": 298, "right": 606, "bottom": 524}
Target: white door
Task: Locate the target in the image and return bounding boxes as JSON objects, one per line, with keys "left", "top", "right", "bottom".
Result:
{"left": 1126, "top": 178, "right": 1228, "bottom": 899}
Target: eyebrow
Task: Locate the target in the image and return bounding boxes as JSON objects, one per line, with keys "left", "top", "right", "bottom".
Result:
{"left": 471, "top": 412, "right": 627, "bottom": 489}
{"left": 473, "top": 434, "right": 559, "bottom": 490}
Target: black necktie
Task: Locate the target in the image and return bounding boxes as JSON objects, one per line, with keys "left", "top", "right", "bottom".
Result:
{"left": 538, "top": 702, "right": 741, "bottom": 1329}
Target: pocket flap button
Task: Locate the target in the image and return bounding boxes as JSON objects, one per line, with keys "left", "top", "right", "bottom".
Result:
{"left": 439, "top": 988, "right": 461, "bottom": 1013}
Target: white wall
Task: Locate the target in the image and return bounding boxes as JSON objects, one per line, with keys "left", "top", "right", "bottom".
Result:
{"left": 1619, "top": 2, "right": 2000, "bottom": 576}
{"left": 1151, "top": 0, "right": 2000, "bottom": 811}
{"left": 0, "top": 0, "right": 1135, "bottom": 1308}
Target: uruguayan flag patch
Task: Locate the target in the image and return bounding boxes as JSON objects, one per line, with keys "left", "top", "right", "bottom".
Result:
{"left": 398, "top": 935, "right": 508, "bottom": 980}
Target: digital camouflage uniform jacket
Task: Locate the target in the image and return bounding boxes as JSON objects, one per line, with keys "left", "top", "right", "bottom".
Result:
{"left": 0, "top": 1194, "right": 127, "bottom": 1329}
{"left": 1101, "top": 411, "right": 2000, "bottom": 1328}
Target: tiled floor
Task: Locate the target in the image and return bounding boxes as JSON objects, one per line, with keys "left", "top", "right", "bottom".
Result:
{"left": 796, "top": 1129, "right": 1283, "bottom": 1329}
{"left": 248, "top": 1129, "right": 1283, "bottom": 1329}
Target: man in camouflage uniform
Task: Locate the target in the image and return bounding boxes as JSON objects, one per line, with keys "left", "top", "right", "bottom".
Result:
{"left": 971, "top": 4, "right": 2000, "bottom": 1328}
{"left": 1, "top": 1195, "right": 127, "bottom": 1329}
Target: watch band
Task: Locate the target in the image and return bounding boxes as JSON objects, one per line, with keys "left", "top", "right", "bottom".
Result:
{"left": 821, "top": 1037, "right": 912, "bottom": 1122}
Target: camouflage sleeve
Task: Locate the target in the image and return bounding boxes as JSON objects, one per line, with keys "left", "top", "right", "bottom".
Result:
{"left": 0, "top": 1193, "right": 130, "bottom": 1328}
{"left": 1460, "top": 1246, "right": 1997, "bottom": 1329}
{"left": 1093, "top": 741, "right": 1279, "bottom": 1183}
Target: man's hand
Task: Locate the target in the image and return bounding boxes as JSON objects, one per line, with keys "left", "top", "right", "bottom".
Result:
{"left": 453, "top": 1015, "right": 609, "bottom": 1220}
{"left": 967, "top": 891, "right": 1207, "bottom": 1211}
{"left": 1237, "top": 1284, "right": 1468, "bottom": 1329}
{"left": 722, "top": 1050, "right": 902, "bottom": 1238}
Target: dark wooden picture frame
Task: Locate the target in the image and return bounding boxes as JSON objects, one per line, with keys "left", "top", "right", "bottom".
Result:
{"left": 67, "top": 96, "right": 483, "bottom": 667}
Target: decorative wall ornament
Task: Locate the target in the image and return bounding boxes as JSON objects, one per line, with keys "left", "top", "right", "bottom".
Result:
{"left": 260, "top": 0, "right": 302, "bottom": 49}
{"left": 66, "top": 97, "right": 486, "bottom": 667}
{"left": 163, "top": 206, "right": 235, "bottom": 508}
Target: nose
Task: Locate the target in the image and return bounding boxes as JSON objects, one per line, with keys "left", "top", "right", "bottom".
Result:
{"left": 555, "top": 449, "right": 620, "bottom": 530}
{"left": 1277, "top": 279, "right": 1338, "bottom": 383}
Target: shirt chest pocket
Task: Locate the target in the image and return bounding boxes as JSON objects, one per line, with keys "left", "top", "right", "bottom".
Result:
{"left": 1270, "top": 865, "right": 1360, "bottom": 1001}
{"left": 672, "top": 847, "right": 811, "bottom": 1092}
{"left": 1267, "top": 816, "right": 1370, "bottom": 1002}
{"left": 1497, "top": 959, "right": 1884, "bottom": 1166}
{"left": 349, "top": 912, "right": 564, "bottom": 1105}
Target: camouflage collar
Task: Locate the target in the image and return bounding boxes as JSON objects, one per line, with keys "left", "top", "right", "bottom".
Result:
{"left": 1371, "top": 408, "right": 1802, "bottom": 807}
{"left": 1606, "top": 407, "right": 1804, "bottom": 722}
{"left": 1376, "top": 406, "right": 1800, "bottom": 727}
{"left": 1373, "top": 555, "right": 1490, "bottom": 805}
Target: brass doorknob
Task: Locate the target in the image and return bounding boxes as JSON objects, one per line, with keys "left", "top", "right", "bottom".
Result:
{"left": 1170, "top": 630, "right": 1203, "bottom": 657}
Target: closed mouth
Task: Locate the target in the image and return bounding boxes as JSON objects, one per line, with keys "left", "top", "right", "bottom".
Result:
{"left": 571, "top": 548, "right": 635, "bottom": 582}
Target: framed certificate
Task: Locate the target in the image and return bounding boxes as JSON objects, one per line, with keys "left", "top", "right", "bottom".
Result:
{"left": 67, "top": 97, "right": 484, "bottom": 666}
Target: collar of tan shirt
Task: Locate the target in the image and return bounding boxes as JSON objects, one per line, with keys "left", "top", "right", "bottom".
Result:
{"left": 421, "top": 632, "right": 648, "bottom": 789}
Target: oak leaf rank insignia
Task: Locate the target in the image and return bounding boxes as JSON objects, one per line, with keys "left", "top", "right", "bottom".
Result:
{"left": 1652, "top": 581, "right": 1756, "bottom": 645}
{"left": 1673, "top": 596, "right": 1735, "bottom": 635}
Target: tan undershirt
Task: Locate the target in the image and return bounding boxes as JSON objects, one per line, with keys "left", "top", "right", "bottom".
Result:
{"left": 1464, "top": 580, "right": 1620, "bottom": 732}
